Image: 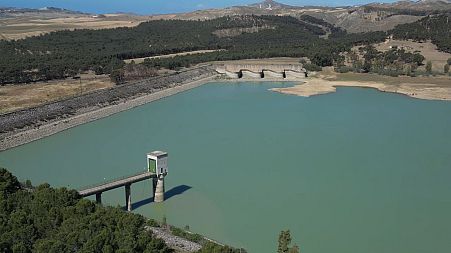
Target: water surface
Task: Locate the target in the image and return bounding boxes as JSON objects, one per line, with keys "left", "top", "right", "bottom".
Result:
{"left": 1, "top": 82, "right": 451, "bottom": 253}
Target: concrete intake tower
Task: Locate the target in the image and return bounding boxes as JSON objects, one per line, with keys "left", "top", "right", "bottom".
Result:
{"left": 147, "top": 151, "right": 168, "bottom": 203}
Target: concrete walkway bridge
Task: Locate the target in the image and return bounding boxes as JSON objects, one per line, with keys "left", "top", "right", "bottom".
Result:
{"left": 77, "top": 151, "right": 169, "bottom": 212}
{"left": 77, "top": 171, "right": 158, "bottom": 211}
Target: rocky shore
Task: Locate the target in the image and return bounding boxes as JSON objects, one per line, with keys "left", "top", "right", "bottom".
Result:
{"left": 147, "top": 227, "right": 202, "bottom": 253}
{"left": 0, "top": 67, "right": 218, "bottom": 151}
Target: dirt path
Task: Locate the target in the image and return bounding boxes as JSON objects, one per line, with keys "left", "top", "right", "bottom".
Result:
{"left": 124, "top": 49, "right": 226, "bottom": 64}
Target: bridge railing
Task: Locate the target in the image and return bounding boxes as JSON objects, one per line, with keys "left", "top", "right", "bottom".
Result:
{"left": 77, "top": 170, "right": 149, "bottom": 192}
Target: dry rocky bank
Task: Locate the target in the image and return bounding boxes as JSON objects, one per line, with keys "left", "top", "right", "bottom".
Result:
{"left": 0, "top": 66, "right": 218, "bottom": 151}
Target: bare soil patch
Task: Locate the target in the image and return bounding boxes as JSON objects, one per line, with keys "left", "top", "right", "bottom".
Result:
{"left": 0, "top": 74, "right": 113, "bottom": 114}
{"left": 271, "top": 69, "right": 451, "bottom": 101}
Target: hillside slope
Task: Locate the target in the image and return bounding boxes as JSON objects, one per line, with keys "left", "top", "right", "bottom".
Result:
{"left": 151, "top": 0, "right": 451, "bottom": 33}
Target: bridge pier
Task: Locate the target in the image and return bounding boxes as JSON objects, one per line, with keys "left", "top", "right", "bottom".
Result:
{"left": 95, "top": 193, "right": 102, "bottom": 204}
{"left": 125, "top": 184, "right": 132, "bottom": 212}
{"left": 78, "top": 151, "right": 170, "bottom": 212}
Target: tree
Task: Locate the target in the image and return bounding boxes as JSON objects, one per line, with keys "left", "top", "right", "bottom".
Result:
{"left": 278, "top": 230, "right": 292, "bottom": 253}
{"left": 110, "top": 69, "right": 125, "bottom": 85}
{"left": 311, "top": 52, "right": 334, "bottom": 67}
{"left": 426, "top": 61, "right": 432, "bottom": 74}
{"left": 0, "top": 168, "right": 173, "bottom": 253}
{"left": 277, "top": 230, "right": 299, "bottom": 253}
{"left": 0, "top": 168, "right": 21, "bottom": 196}
{"left": 444, "top": 64, "right": 449, "bottom": 74}
{"left": 278, "top": 230, "right": 300, "bottom": 253}
{"left": 447, "top": 58, "right": 451, "bottom": 65}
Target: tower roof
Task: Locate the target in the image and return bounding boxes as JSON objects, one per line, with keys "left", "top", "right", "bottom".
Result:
{"left": 148, "top": 151, "right": 168, "bottom": 158}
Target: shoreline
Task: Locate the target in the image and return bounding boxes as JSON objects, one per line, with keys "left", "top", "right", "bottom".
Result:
{"left": 2, "top": 73, "right": 450, "bottom": 151}
{"left": 0, "top": 75, "right": 218, "bottom": 152}
{"left": 270, "top": 76, "right": 451, "bottom": 101}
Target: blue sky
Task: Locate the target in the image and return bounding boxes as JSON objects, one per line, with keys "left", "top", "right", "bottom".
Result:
{"left": 0, "top": 0, "right": 398, "bottom": 15}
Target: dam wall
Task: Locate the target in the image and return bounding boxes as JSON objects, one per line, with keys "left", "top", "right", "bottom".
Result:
{"left": 223, "top": 64, "right": 305, "bottom": 73}
{"left": 216, "top": 63, "right": 306, "bottom": 80}
{"left": 285, "top": 70, "right": 307, "bottom": 79}
{"left": 241, "top": 70, "right": 262, "bottom": 79}
{"left": 224, "top": 70, "right": 240, "bottom": 79}
{"left": 263, "top": 70, "right": 284, "bottom": 78}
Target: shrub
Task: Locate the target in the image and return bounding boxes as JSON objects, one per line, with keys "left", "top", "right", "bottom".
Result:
{"left": 311, "top": 52, "right": 333, "bottom": 67}
{"left": 304, "top": 63, "right": 322, "bottom": 72}
{"left": 334, "top": 65, "right": 354, "bottom": 73}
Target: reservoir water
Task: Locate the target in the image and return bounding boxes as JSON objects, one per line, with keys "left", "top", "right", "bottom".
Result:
{"left": 1, "top": 81, "right": 451, "bottom": 253}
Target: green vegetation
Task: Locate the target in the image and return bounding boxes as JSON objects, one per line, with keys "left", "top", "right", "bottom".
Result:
{"left": 170, "top": 227, "right": 203, "bottom": 243}
{"left": 303, "top": 63, "right": 322, "bottom": 72}
{"left": 0, "top": 168, "right": 247, "bottom": 253}
{"left": 0, "top": 15, "right": 386, "bottom": 85}
{"left": 342, "top": 45, "right": 425, "bottom": 77}
{"left": 445, "top": 64, "right": 450, "bottom": 74}
{"left": 196, "top": 242, "right": 245, "bottom": 253}
{"left": 391, "top": 14, "right": 451, "bottom": 53}
{"left": 277, "top": 230, "right": 299, "bottom": 253}
{"left": 0, "top": 168, "right": 173, "bottom": 253}
{"left": 2, "top": 13, "right": 448, "bottom": 85}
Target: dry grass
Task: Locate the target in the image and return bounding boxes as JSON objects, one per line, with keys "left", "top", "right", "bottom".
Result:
{"left": 374, "top": 39, "right": 451, "bottom": 73}
{"left": 0, "top": 14, "right": 150, "bottom": 40}
{"left": 0, "top": 73, "right": 113, "bottom": 114}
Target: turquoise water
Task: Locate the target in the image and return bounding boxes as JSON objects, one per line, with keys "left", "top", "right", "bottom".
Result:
{"left": 1, "top": 82, "right": 451, "bottom": 253}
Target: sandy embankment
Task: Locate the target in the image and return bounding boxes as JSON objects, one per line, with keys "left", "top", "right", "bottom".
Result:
{"left": 271, "top": 77, "right": 451, "bottom": 101}
{"left": 0, "top": 75, "right": 217, "bottom": 151}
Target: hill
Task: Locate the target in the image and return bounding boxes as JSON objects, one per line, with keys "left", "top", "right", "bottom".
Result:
{"left": 0, "top": 14, "right": 386, "bottom": 85}
{"left": 392, "top": 14, "right": 451, "bottom": 53}
{"left": 0, "top": 7, "right": 150, "bottom": 40}
{"left": 1, "top": 0, "right": 450, "bottom": 40}
{"left": 0, "top": 6, "right": 85, "bottom": 19}
{"left": 151, "top": 0, "right": 451, "bottom": 33}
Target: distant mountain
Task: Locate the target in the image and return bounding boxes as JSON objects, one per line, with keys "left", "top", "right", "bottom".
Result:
{"left": 0, "top": 6, "right": 87, "bottom": 18}
{"left": 152, "top": 0, "right": 451, "bottom": 33}
{"left": 2, "top": 0, "right": 450, "bottom": 33}
{"left": 248, "top": 0, "right": 299, "bottom": 10}
{"left": 365, "top": 0, "right": 451, "bottom": 11}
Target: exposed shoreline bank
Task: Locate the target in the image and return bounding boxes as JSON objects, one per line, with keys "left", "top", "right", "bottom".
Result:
{"left": 270, "top": 77, "right": 451, "bottom": 101}
{"left": 2, "top": 71, "right": 450, "bottom": 152}
{"left": 0, "top": 75, "right": 218, "bottom": 152}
